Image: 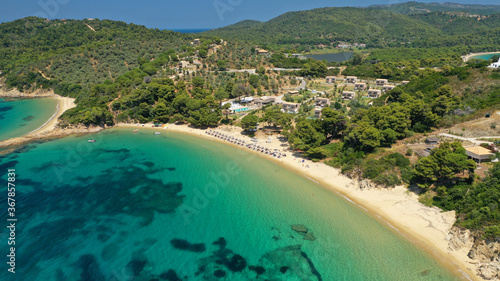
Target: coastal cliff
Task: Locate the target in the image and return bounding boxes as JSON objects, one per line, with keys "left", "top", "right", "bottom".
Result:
{"left": 448, "top": 227, "right": 500, "bottom": 280}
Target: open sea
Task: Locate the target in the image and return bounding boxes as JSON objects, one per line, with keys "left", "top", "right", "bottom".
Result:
{"left": 0, "top": 97, "right": 58, "bottom": 142}
{"left": 0, "top": 128, "right": 466, "bottom": 281}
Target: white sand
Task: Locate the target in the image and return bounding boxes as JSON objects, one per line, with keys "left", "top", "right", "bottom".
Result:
{"left": 0, "top": 89, "right": 102, "bottom": 148}
{"left": 117, "top": 122, "right": 480, "bottom": 280}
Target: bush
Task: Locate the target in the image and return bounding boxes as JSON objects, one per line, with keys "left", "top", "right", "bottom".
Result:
{"left": 373, "top": 173, "right": 401, "bottom": 187}
{"left": 405, "top": 148, "right": 413, "bottom": 156}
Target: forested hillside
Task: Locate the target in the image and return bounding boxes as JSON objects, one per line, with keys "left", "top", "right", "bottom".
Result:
{"left": 0, "top": 17, "right": 199, "bottom": 88}
{"left": 204, "top": 6, "right": 500, "bottom": 49}
{"left": 371, "top": 1, "right": 500, "bottom": 15}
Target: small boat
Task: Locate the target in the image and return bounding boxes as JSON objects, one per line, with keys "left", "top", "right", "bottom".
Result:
{"left": 154, "top": 132, "right": 161, "bottom": 135}
{"left": 88, "top": 139, "right": 96, "bottom": 143}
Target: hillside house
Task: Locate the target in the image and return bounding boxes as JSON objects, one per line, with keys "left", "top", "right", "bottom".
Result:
{"left": 345, "top": 76, "right": 357, "bottom": 84}
{"left": 466, "top": 146, "right": 494, "bottom": 163}
{"left": 178, "top": 61, "right": 190, "bottom": 69}
{"left": 315, "top": 97, "right": 331, "bottom": 108}
{"left": 488, "top": 58, "right": 500, "bottom": 69}
{"left": 254, "top": 96, "right": 275, "bottom": 107}
{"left": 192, "top": 39, "right": 201, "bottom": 45}
{"left": 326, "top": 76, "right": 336, "bottom": 83}
{"left": 354, "top": 82, "right": 366, "bottom": 90}
{"left": 314, "top": 108, "right": 323, "bottom": 118}
{"left": 342, "top": 91, "right": 356, "bottom": 100}
{"left": 282, "top": 102, "right": 301, "bottom": 114}
{"left": 401, "top": 80, "right": 410, "bottom": 85}
{"left": 367, "top": 89, "right": 381, "bottom": 98}
{"left": 257, "top": 49, "right": 269, "bottom": 55}
{"left": 382, "top": 85, "right": 396, "bottom": 92}
{"left": 376, "top": 79, "right": 388, "bottom": 86}
{"left": 425, "top": 137, "right": 440, "bottom": 146}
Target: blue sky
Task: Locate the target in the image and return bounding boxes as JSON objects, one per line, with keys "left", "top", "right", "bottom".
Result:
{"left": 0, "top": 0, "right": 497, "bottom": 29}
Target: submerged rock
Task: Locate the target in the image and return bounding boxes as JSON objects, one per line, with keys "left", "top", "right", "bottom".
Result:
{"left": 126, "top": 259, "right": 148, "bottom": 276}
{"left": 212, "top": 237, "right": 227, "bottom": 249}
{"left": 225, "top": 254, "right": 247, "bottom": 272}
{"left": 291, "top": 224, "right": 308, "bottom": 233}
{"left": 170, "top": 239, "right": 206, "bottom": 253}
{"left": 160, "top": 269, "right": 182, "bottom": 281}
{"left": 213, "top": 269, "right": 226, "bottom": 278}
{"left": 303, "top": 232, "right": 317, "bottom": 241}
{"left": 249, "top": 265, "right": 266, "bottom": 276}
{"left": 77, "top": 254, "right": 105, "bottom": 281}
{"left": 260, "top": 245, "right": 322, "bottom": 280}
{"left": 291, "top": 224, "right": 316, "bottom": 241}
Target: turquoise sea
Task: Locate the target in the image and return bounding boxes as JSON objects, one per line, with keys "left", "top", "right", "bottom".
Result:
{"left": 470, "top": 52, "right": 500, "bottom": 60}
{"left": 0, "top": 128, "right": 466, "bottom": 280}
{"left": 0, "top": 97, "right": 58, "bottom": 142}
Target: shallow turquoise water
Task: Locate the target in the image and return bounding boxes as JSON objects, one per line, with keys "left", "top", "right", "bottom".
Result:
{"left": 0, "top": 97, "right": 58, "bottom": 141}
{"left": 0, "top": 128, "right": 465, "bottom": 280}
{"left": 470, "top": 52, "right": 500, "bottom": 60}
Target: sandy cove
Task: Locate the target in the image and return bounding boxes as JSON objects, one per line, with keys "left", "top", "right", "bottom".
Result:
{"left": 0, "top": 93, "right": 482, "bottom": 280}
{"left": 116, "top": 122, "right": 480, "bottom": 280}
{"left": 0, "top": 89, "right": 103, "bottom": 148}
{"left": 462, "top": 51, "right": 500, "bottom": 62}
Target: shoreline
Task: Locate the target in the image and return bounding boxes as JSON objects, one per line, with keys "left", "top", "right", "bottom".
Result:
{"left": 462, "top": 51, "right": 500, "bottom": 62}
{"left": 0, "top": 107, "right": 482, "bottom": 280}
{"left": 0, "top": 89, "right": 103, "bottom": 148}
{"left": 116, "top": 123, "right": 480, "bottom": 281}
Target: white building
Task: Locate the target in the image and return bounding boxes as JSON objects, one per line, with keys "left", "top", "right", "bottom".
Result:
{"left": 281, "top": 102, "right": 301, "bottom": 114}
{"left": 488, "top": 58, "right": 500, "bottom": 69}
{"left": 222, "top": 102, "right": 252, "bottom": 114}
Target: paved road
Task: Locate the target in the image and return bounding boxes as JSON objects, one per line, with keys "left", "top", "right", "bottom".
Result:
{"left": 226, "top": 68, "right": 303, "bottom": 73}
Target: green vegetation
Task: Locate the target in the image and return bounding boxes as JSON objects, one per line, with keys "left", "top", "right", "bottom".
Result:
{"left": 204, "top": 7, "right": 500, "bottom": 51}
{"left": 433, "top": 163, "right": 500, "bottom": 240}
{"left": 371, "top": 2, "right": 500, "bottom": 16}
{"left": 1, "top": 9, "right": 499, "bottom": 240}
{"left": 413, "top": 142, "right": 476, "bottom": 187}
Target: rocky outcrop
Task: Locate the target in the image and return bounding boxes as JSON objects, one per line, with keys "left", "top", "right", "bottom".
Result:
{"left": 447, "top": 226, "right": 500, "bottom": 281}
{"left": 469, "top": 240, "right": 500, "bottom": 280}
{"left": 358, "top": 179, "right": 375, "bottom": 190}
{"left": 447, "top": 227, "right": 474, "bottom": 253}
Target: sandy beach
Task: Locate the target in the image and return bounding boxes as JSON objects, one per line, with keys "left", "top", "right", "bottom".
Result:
{"left": 0, "top": 89, "right": 102, "bottom": 148}
{"left": 0, "top": 93, "right": 482, "bottom": 280}
{"left": 462, "top": 51, "right": 500, "bottom": 62}
{"left": 116, "top": 122, "right": 480, "bottom": 280}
